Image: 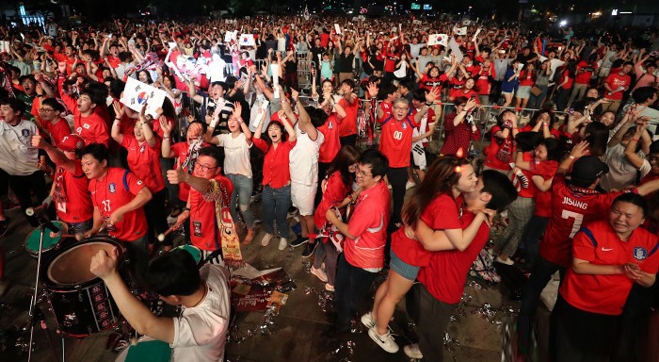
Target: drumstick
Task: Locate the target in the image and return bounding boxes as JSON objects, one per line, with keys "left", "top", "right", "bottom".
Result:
{"left": 60, "top": 233, "right": 84, "bottom": 241}
{"left": 157, "top": 219, "right": 186, "bottom": 242}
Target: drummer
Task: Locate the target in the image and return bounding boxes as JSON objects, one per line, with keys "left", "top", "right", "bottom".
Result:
{"left": 31, "top": 132, "right": 93, "bottom": 235}
{"left": 80, "top": 143, "right": 152, "bottom": 278}
{"left": 90, "top": 247, "right": 231, "bottom": 361}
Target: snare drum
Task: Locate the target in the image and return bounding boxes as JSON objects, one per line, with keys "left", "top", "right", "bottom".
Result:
{"left": 114, "top": 336, "right": 171, "bottom": 362}
{"left": 42, "top": 236, "right": 124, "bottom": 337}
{"left": 24, "top": 221, "right": 67, "bottom": 258}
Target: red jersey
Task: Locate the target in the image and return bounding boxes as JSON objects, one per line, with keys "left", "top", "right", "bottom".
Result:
{"left": 314, "top": 171, "right": 350, "bottom": 228}
{"left": 379, "top": 100, "right": 393, "bottom": 121}
{"left": 58, "top": 78, "right": 110, "bottom": 147}
{"left": 559, "top": 69, "right": 573, "bottom": 90}
{"left": 419, "top": 74, "right": 448, "bottom": 92}
{"left": 475, "top": 67, "right": 494, "bottom": 95}
{"left": 338, "top": 97, "right": 359, "bottom": 137}
{"left": 253, "top": 138, "right": 297, "bottom": 188}
{"left": 391, "top": 193, "right": 463, "bottom": 268}
{"left": 317, "top": 113, "right": 342, "bottom": 163}
{"left": 54, "top": 161, "right": 93, "bottom": 224}
{"left": 483, "top": 126, "right": 515, "bottom": 171}
{"left": 189, "top": 175, "right": 234, "bottom": 251}
{"left": 604, "top": 72, "right": 631, "bottom": 101}
{"left": 539, "top": 174, "right": 633, "bottom": 267}
{"left": 170, "top": 141, "right": 208, "bottom": 202}
{"left": 417, "top": 209, "right": 491, "bottom": 304}
{"left": 344, "top": 181, "right": 390, "bottom": 269}
{"left": 88, "top": 167, "right": 148, "bottom": 242}
{"left": 532, "top": 160, "right": 558, "bottom": 217}
{"left": 440, "top": 113, "right": 481, "bottom": 156}
{"left": 448, "top": 77, "right": 467, "bottom": 100}
{"left": 121, "top": 135, "right": 165, "bottom": 193}
{"left": 575, "top": 61, "right": 598, "bottom": 85}
{"left": 378, "top": 115, "right": 417, "bottom": 168}
{"left": 519, "top": 71, "right": 535, "bottom": 87}
{"left": 410, "top": 107, "right": 436, "bottom": 147}
{"left": 560, "top": 220, "right": 659, "bottom": 315}
{"left": 43, "top": 118, "right": 72, "bottom": 148}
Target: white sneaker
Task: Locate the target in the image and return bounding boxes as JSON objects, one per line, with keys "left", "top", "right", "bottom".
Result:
{"left": 405, "top": 180, "right": 416, "bottom": 190}
{"left": 368, "top": 326, "right": 399, "bottom": 353}
{"left": 278, "top": 237, "right": 288, "bottom": 250}
{"left": 261, "top": 233, "right": 273, "bottom": 246}
{"left": 360, "top": 312, "right": 376, "bottom": 329}
{"left": 325, "top": 283, "right": 335, "bottom": 292}
{"left": 495, "top": 256, "right": 514, "bottom": 265}
{"left": 310, "top": 266, "right": 328, "bottom": 282}
{"left": 403, "top": 343, "right": 423, "bottom": 359}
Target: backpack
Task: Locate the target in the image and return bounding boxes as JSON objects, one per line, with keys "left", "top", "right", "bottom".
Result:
{"left": 470, "top": 249, "right": 501, "bottom": 283}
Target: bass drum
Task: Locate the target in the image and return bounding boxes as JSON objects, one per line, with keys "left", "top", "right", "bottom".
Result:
{"left": 42, "top": 236, "right": 125, "bottom": 337}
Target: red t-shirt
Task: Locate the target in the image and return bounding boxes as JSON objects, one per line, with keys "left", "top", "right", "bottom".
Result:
{"left": 344, "top": 181, "right": 390, "bottom": 269}
{"left": 338, "top": 97, "right": 359, "bottom": 137}
{"left": 448, "top": 77, "right": 467, "bottom": 100}
{"left": 58, "top": 78, "right": 110, "bottom": 147}
{"left": 314, "top": 171, "right": 349, "bottom": 229}
{"left": 417, "top": 209, "right": 491, "bottom": 304}
{"left": 475, "top": 68, "right": 494, "bottom": 95}
{"left": 170, "top": 141, "right": 209, "bottom": 202}
{"left": 121, "top": 135, "right": 165, "bottom": 193}
{"left": 519, "top": 71, "right": 535, "bottom": 87}
{"left": 575, "top": 61, "right": 598, "bottom": 85}
{"left": 88, "top": 167, "right": 148, "bottom": 242}
{"left": 378, "top": 115, "right": 417, "bottom": 168}
{"left": 559, "top": 69, "right": 573, "bottom": 90}
{"left": 419, "top": 74, "right": 448, "bottom": 92}
{"left": 391, "top": 193, "right": 463, "bottom": 268}
{"left": 530, "top": 160, "right": 558, "bottom": 217}
{"left": 189, "top": 175, "right": 234, "bottom": 251}
{"left": 410, "top": 107, "right": 436, "bottom": 147}
{"left": 317, "top": 113, "right": 342, "bottom": 163}
{"left": 440, "top": 113, "right": 481, "bottom": 156}
{"left": 253, "top": 138, "right": 297, "bottom": 188}
{"left": 483, "top": 126, "right": 515, "bottom": 170}
{"left": 560, "top": 220, "right": 659, "bottom": 315}
{"left": 54, "top": 161, "right": 93, "bottom": 224}
{"left": 604, "top": 72, "right": 631, "bottom": 101}
{"left": 43, "top": 118, "right": 72, "bottom": 148}
{"left": 539, "top": 174, "right": 633, "bottom": 267}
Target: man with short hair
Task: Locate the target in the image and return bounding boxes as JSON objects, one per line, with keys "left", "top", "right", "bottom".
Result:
{"left": 90, "top": 247, "right": 231, "bottom": 362}
{"left": 338, "top": 79, "right": 360, "bottom": 146}
{"left": 191, "top": 80, "right": 235, "bottom": 136}
{"left": 602, "top": 61, "right": 633, "bottom": 114}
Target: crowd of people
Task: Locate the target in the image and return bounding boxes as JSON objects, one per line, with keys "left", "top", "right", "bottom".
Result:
{"left": 0, "top": 14, "right": 659, "bottom": 361}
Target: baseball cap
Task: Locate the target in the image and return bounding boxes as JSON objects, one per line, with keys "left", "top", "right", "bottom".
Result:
{"left": 58, "top": 134, "right": 85, "bottom": 152}
{"left": 571, "top": 156, "right": 610, "bottom": 185}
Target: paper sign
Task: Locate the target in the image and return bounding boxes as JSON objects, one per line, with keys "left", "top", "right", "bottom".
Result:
{"left": 120, "top": 77, "right": 167, "bottom": 118}
{"left": 334, "top": 24, "right": 341, "bottom": 35}
{"left": 0, "top": 41, "right": 10, "bottom": 54}
{"left": 428, "top": 34, "right": 448, "bottom": 47}
{"left": 239, "top": 34, "right": 255, "bottom": 47}
{"left": 448, "top": 37, "right": 464, "bottom": 62}
{"left": 413, "top": 20, "right": 422, "bottom": 25}
{"left": 462, "top": 20, "right": 472, "bottom": 26}
{"left": 453, "top": 26, "right": 467, "bottom": 36}
{"left": 472, "top": 27, "right": 482, "bottom": 42}
{"left": 167, "top": 42, "right": 177, "bottom": 50}
{"left": 224, "top": 30, "right": 238, "bottom": 43}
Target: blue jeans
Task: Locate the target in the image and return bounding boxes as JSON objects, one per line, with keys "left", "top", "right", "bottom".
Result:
{"left": 519, "top": 215, "right": 549, "bottom": 269}
{"left": 517, "top": 255, "right": 566, "bottom": 356}
{"left": 262, "top": 184, "right": 291, "bottom": 238}
{"left": 226, "top": 174, "right": 255, "bottom": 229}
{"left": 528, "top": 84, "right": 548, "bottom": 109}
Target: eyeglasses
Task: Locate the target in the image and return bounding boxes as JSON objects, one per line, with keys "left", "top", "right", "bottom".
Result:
{"left": 194, "top": 162, "right": 218, "bottom": 172}
{"left": 356, "top": 168, "right": 373, "bottom": 178}
{"left": 393, "top": 106, "right": 409, "bottom": 111}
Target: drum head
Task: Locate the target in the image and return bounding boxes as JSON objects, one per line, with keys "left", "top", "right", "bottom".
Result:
{"left": 25, "top": 221, "right": 66, "bottom": 253}
{"left": 46, "top": 240, "right": 120, "bottom": 286}
{"left": 174, "top": 245, "right": 202, "bottom": 263}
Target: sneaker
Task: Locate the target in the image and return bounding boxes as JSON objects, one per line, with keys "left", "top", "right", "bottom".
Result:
{"left": 360, "top": 312, "right": 376, "bottom": 329}
{"left": 403, "top": 343, "right": 423, "bottom": 359}
{"left": 290, "top": 235, "right": 308, "bottom": 248}
{"left": 325, "top": 283, "right": 335, "bottom": 292}
{"left": 0, "top": 218, "right": 8, "bottom": 237}
{"left": 368, "top": 326, "right": 399, "bottom": 353}
{"left": 261, "top": 233, "right": 273, "bottom": 246}
{"left": 278, "top": 237, "right": 288, "bottom": 251}
{"left": 310, "top": 266, "right": 328, "bottom": 282}
{"left": 405, "top": 180, "right": 416, "bottom": 190}
{"left": 301, "top": 242, "right": 318, "bottom": 259}
{"left": 495, "top": 256, "right": 515, "bottom": 265}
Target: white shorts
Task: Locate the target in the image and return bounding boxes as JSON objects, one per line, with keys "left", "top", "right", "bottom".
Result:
{"left": 291, "top": 182, "right": 317, "bottom": 216}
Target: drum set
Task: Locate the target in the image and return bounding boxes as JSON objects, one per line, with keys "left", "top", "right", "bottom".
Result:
{"left": 17, "top": 209, "right": 193, "bottom": 362}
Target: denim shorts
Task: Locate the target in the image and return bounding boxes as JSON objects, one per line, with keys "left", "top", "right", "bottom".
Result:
{"left": 390, "top": 250, "right": 420, "bottom": 281}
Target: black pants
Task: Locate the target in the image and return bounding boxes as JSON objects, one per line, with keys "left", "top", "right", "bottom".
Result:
{"left": 408, "top": 283, "right": 457, "bottom": 361}
{"left": 335, "top": 254, "right": 378, "bottom": 331}
{"left": 551, "top": 295, "right": 619, "bottom": 362}
{"left": 613, "top": 283, "right": 655, "bottom": 362}
{"left": 0, "top": 169, "right": 49, "bottom": 226}
{"left": 144, "top": 188, "right": 172, "bottom": 246}
{"left": 386, "top": 167, "right": 408, "bottom": 226}
{"left": 340, "top": 135, "right": 357, "bottom": 147}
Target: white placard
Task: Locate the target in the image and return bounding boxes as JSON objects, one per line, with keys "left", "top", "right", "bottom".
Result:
{"left": 448, "top": 37, "right": 464, "bottom": 62}
{"left": 0, "top": 40, "right": 10, "bottom": 53}
{"left": 462, "top": 20, "right": 472, "bottom": 26}
{"left": 428, "top": 34, "right": 448, "bottom": 47}
{"left": 334, "top": 24, "right": 342, "bottom": 35}
{"left": 413, "top": 20, "right": 422, "bottom": 25}
{"left": 224, "top": 30, "right": 238, "bottom": 43}
{"left": 120, "top": 77, "right": 167, "bottom": 118}
{"left": 453, "top": 26, "right": 467, "bottom": 36}
{"left": 239, "top": 34, "right": 255, "bottom": 47}
{"left": 472, "top": 27, "right": 482, "bottom": 42}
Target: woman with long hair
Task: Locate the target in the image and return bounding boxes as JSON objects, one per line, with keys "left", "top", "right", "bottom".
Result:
{"left": 516, "top": 62, "right": 537, "bottom": 110}
{"left": 309, "top": 145, "right": 361, "bottom": 291}
{"left": 483, "top": 110, "right": 520, "bottom": 175}
{"left": 528, "top": 60, "right": 552, "bottom": 109}
{"left": 362, "top": 156, "right": 491, "bottom": 353}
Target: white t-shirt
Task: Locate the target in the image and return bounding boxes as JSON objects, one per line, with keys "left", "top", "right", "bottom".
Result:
{"left": 599, "top": 144, "right": 651, "bottom": 191}
{"left": 214, "top": 132, "right": 252, "bottom": 178}
{"left": 538, "top": 56, "right": 565, "bottom": 80}
{"left": 289, "top": 124, "right": 324, "bottom": 186}
{"left": 170, "top": 265, "right": 231, "bottom": 362}
{"left": 0, "top": 120, "right": 40, "bottom": 176}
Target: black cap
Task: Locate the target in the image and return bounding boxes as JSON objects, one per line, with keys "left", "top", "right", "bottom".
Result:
{"left": 571, "top": 156, "right": 610, "bottom": 185}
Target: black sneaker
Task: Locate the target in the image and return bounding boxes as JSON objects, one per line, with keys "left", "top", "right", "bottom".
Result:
{"left": 290, "top": 235, "right": 308, "bottom": 248}
{"left": 0, "top": 218, "right": 9, "bottom": 237}
{"left": 301, "top": 242, "right": 318, "bottom": 259}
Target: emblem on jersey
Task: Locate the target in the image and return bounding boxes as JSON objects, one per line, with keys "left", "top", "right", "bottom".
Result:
{"left": 633, "top": 247, "right": 648, "bottom": 261}
{"left": 109, "top": 183, "right": 116, "bottom": 193}
{"left": 76, "top": 127, "right": 82, "bottom": 134}
{"left": 328, "top": 122, "right": 333, "bottom": 130}
{"left": 21, "top": 129, "right": 30, "bottom": 137}
{"left": 402, "top": 122, "right": 407, "bottom": 130}
{"left": 139, "top": 144, "right": 146, "bottom": 153}
{"left": 137, "top": 180, "right": 143, "bottom": 185}
{"left": 83, "top": 123, "right": 90, "bottom": 130}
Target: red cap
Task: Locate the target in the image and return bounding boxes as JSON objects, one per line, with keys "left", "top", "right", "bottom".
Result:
{"left": 58, "top": 134, "right": 85, "bottom": 152}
